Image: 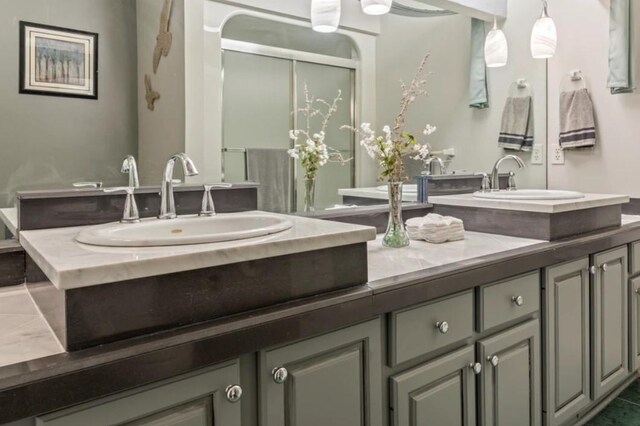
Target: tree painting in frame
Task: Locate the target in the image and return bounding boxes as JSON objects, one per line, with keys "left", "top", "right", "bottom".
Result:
{"left": 19, "top": 22, "right": 98, "bottom": 99}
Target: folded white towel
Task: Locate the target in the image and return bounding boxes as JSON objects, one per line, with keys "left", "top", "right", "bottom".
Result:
{"left": 406, "top": 213, "right": 465, "bottom": 244}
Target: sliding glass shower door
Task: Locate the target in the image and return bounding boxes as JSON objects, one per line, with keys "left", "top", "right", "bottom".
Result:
{"left": 222, "top": 49, "right": 355, "bottom": 212}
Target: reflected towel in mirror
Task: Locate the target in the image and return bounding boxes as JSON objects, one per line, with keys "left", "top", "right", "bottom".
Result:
{"left": 246, "top": 148, "right": 291, "bottom": 213}
{"left": 498, "top": 96, "right": 534, "bottom": 152}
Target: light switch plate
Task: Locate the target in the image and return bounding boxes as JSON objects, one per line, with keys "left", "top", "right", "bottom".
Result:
{"left": 531, "top": 144, "right": 543, "bottom": 165}
{"left": 551, "top": 144, "right": 564, "bottom": 165}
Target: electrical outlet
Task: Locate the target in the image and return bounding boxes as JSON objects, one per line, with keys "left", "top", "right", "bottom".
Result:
{"left": 531, "top": 144, "right": 543, "bottom": 165}
{"left": 551, "top": 144, "right": 565, "bottom": 165}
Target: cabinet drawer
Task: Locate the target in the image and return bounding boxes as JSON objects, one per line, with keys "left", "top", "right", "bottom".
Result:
{"left": 390, "top": 291, "right": 473, "bottom": 366}
{"left": 630, "top": 241, "right": 640, "bottom": 276}
{"left": 478, "top": 271, "right": 540, "bottom": 332}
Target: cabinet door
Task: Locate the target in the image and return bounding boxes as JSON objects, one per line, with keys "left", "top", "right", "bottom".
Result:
{"left": 631, "top": 276, "right": 640, "bottom": 371}
{"left": 478, "top": 319, "right": 541, "bottom": 426}
{"left": 36, "top": 360, "right": 242, "bottom": 426}
{"left": 543, "top": 258, "right": 591, "bottom": 426}
{"left": 259, "top": 318, "right": 383, "bottom": 426}
{"left": 390, "top": 346, "right": 477, "bottom": 426}
{"left": 592, "top": 246, "right": 629, "bottom": 400}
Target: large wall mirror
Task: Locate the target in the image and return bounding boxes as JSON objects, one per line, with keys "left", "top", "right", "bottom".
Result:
{"left": 0, "top": 0, "right": 548, "bottom": 235}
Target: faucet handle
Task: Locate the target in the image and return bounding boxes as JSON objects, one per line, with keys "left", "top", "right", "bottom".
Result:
{"left": 103, "top": 187, "right": 140, "bottom": 223}
{"left": 507, "top": 171, "right": 517, "bottom": 191}
{"left": 200, "top": 184, "right": 233, "bottom": 216}
{"left": 73, "top": 181, "right": 103, "bottom": 189}
{"left": 480, "top": 173, "right": 491, "bottom": 192}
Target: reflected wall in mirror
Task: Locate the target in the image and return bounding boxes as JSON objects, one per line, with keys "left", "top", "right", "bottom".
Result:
{"left": 0, "top": 0, "right": 547, "bottom": 237}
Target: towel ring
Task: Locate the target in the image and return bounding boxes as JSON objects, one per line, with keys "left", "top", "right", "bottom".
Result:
{"left": 560, "top": 69, "right": 587, "bottom": 91}
{"left": 508, "top": 78, "right": 532, "bottom": 97}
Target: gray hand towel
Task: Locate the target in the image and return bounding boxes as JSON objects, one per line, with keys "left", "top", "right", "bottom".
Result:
{"left": 498, "top": 96, "right": 534, "bottom": 151}
{"left": 559, "top": 88, "right": 596, "bottom": 149}
{"left": 246, "top": 148, "right": 291, "bottom": 213}
{"left": 608, "top": 0, "right": 634, "bottom": 94}
{"left": 469, "top": 18, "right": 489, "bottom": 109}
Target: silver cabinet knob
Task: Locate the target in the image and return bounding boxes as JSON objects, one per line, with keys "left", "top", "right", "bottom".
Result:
{"left": 435, "top": 321, "right": 449, "bottom": 334}
{"left": 225, "top": 384, "right": 243, "bottom": 403}
{"left": 272, "top": 367, "right": 288, "bottom": 384}
{"left": 602, "top": 263, "right": 609, "bottom": 272}
{"left": 590, "top": 265, "right": 597, "bottom": 275}
{"left": 512, "top": 295, "right": 524, "bottom": 307}
{"left": 635, "top": 288, "right": 640, "bottom": 295}
{"left": 488, "top": 355, "right": 499, "bottom": 367}
{"left": 469, "top": 362, "right": 482, "bottom": 375}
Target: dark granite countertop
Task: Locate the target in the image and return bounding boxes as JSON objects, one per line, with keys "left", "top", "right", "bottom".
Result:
{"left": 2, "top": 217, "right": 640, "bottom": 423}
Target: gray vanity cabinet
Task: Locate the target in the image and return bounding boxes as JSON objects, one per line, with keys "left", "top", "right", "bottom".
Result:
{"left": 35, "top": 360, "right": 242, "bottom": 426}
{"left": 543, "top": 258, "right": 591, "bottom": 426}
{"left": 478, "top": 319, "right": 541, "bottom": 426}
{"left": 591, "top": 246, "right": 629, "bottom": 400}
{"left": 630, "top": 276, "right": 640, "bottom": 371}
{"left": 258, "top": 318, "right": 383, "bottom": 426}
{"left": 390, "top": 346, "right": 477, "bottom": 426}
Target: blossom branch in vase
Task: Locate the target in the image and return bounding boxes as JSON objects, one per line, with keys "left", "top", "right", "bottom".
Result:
{"left": 288, "top": 83, "right": 352, "bottom": 211}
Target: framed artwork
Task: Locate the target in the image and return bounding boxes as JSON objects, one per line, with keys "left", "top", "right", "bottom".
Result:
{"left": 19, "top": 21, "right": 98, "bottom": 99}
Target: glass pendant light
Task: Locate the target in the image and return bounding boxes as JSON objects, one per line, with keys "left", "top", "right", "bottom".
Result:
{"left": 311, "top": 0, "right": 341, "bottom": 33}
{"left": 361, "top": 0, "right": 392, "bottom": 16}
{"left": 531, "top": 1, "right": 557, "bottom": 59}
{"left": 484, "top": 17, "right": 508, "bottom": 68}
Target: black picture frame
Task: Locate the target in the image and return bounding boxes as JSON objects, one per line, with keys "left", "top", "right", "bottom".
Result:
{"left": 19, "top": 21, "right": 98, "bottom": 100}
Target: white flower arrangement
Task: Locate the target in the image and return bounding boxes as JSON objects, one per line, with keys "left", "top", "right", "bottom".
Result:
{"left": 344, "top": 54, "right": 436, "bottom": 182}
{"left": 288, "top": 84, "right": 351, "bottom": 180}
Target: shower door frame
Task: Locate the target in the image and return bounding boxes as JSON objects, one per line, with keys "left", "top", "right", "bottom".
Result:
{"left": 221, "top": 39, "right": 359, "bottom": 212}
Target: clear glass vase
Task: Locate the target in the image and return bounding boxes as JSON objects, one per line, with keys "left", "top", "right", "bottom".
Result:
{"left": 304, "top": 177, "right": 316, "bottom": 213}
{"left": 383, "top": 181, "right": 410, "bottom": 248}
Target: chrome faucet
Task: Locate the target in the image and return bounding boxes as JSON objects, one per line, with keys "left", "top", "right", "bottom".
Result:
{"left": 159, "top": 153, "right": 199, "bottom": 219}
{"left": 490, "top": 155, "right": 526, "bottom": 191}
{"left": 121, "top": 155, "right": 139, "bottom": 188}
{"left": 424, "top": 156, "right": 447, "bottom": 175}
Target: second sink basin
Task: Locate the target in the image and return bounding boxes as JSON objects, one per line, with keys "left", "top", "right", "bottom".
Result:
{"left": 75, "top": 213, "right": 294, "bottom": 247}
{"left": 473, "top": 189, "right": 585, "bottom": 201}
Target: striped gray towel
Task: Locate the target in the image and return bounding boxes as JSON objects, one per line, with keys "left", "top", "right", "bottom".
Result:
{"left": 559, "top": 88, "right": 596, "bottom": 149}
{"left": 498, "top": 96, "right": 534, "bottom": 151}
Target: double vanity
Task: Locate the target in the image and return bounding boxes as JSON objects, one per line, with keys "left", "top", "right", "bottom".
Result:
{"left": 0, "top": 178, "right": 638, "bottom": 426}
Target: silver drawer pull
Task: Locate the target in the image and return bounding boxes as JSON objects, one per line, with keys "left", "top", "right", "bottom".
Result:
{"left": 488, "top": 355, "right": 499, "bottom": 367}
{"left": 225, "top": 385, "right": 243, "bottom": 403}
{"left": 512, "top": 295, "right": 524, "bottom": 307}
{"left": 272, "top": 367, "right": 288, "bottom": 384}
{"left": 435, "top": 321, "right": 449, "bottom": 334}
{"left": 602, "top": 263, "right": 609, "bottom": 272}
{"left": 635, "top": 288, "right": 640, "bottom": 295}
{"left": 469, "top": 362, "right": 482, "bottom": 375}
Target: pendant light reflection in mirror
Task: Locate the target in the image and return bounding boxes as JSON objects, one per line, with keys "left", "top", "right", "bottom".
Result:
{"left": 311, "top": 0, "right": 341, "bottom": 33}
{"left": 485, "top": 17, "right": 508, "bottom": 68}
{"left": 361, "top": 0, "right": 392, "bottom": 15}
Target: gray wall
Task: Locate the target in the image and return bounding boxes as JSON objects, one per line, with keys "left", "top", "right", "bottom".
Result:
{"left": 0, "top": 0, "right": 138, "bottom": 207}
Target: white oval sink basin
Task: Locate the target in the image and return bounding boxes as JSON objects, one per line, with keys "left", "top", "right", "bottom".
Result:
{"left": 376, "top": 184, "right": 418, "bottom": 194}
{"left": 473, "top": 189, "right": 585, "bottom": 201}
{"left": 75, "top": 214, "right": 294, "bottom": 247}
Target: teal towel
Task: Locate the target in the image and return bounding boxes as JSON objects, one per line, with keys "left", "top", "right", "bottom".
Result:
{"left": 469, "top": 18, "right": 489, "bottom": 109}
{"left": 608, "top": 0, "right": 634, "bottom": 94}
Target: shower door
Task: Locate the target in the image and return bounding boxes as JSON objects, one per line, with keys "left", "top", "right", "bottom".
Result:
{"left": 222, "top": 47, "right": 356, "bottom": 212}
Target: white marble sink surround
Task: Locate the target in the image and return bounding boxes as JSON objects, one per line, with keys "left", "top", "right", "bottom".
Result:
{"left": 0, "top": 285, "right": 63, "bottom": 368}
{"left": 623, "top": 215, "right": 640, "bottom": 225}
{"left": 429, "top": 193, "right": 629, "bottom": 214}
{"left": 20, "top": 212, "right": 377, "bottom": 290}
{"left": 368, "top": 231, "right": 545, "bottom": 282}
